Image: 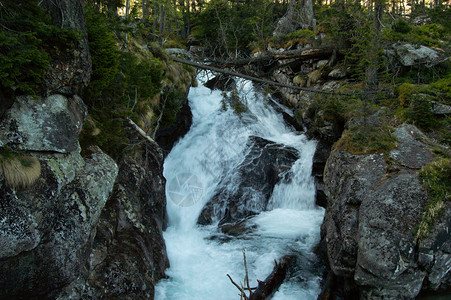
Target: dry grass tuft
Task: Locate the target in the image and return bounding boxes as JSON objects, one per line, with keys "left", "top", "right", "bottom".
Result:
{"left": 1, "top": 156, "right": 41, "bottom": 189}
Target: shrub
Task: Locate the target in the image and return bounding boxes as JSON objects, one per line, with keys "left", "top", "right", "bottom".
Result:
{"left": 393, "top": 18, "right": 411, "bottom": 34}
{"left": 0, "top": 0, "right": 79, "bottom": 95}
{"left": 404, "top": 94, "right": 439, "bottom": 131}
{"left": 84, "top": 6, "right": 120, "bottom": 100}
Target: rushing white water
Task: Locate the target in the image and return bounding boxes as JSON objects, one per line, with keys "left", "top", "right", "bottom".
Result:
{"left": 155, "top": 74, "right": 325, "bottom": 300}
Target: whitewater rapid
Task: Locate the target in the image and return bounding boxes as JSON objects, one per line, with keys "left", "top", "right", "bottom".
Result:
{"left": 155, "top": 74, "right": 325, "bottom": 299}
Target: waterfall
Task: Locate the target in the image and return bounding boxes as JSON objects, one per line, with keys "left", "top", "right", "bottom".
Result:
{"left": 155, "top": 74, "right": 325, "bottom": 299}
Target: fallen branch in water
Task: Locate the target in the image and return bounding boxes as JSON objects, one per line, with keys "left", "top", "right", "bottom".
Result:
{"left": 227, "top": 250, "right": 294, "bottom": 300}
{"left": 249, "top": 255, "right": 294, "bottom": 300}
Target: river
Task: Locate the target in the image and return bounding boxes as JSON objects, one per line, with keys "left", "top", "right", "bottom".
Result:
{"left": 155, "top": 74, "right": 325, "bottom": 299}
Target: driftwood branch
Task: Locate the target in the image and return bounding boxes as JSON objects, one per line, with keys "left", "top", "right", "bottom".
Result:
{"left": 243, "top": 248, "right": 252, "bottom": 297}
{"left": 125, "top": 117, "right": 163, "bottom": 169}
{"left": 227, "top": 274, "right": 249, "bottom": 300}
{"left": 248, "top": 255, "right": 295, "bottom": 300}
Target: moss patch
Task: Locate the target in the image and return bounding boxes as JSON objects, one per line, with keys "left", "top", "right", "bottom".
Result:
{"left": 416, "top": 157, "right": 451, "bottom": 240}
{"left": 334, "top": 124, "right": 397, "bottom": 155}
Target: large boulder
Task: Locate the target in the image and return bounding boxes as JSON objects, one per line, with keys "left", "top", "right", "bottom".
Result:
{"left": 198, "top": 136, "right": 299, "bottom": 225}
{"left": 57, "top": 138, "right": 168, "bottom": 299}
{"left": 0, "top": 146, "right": 118, "bottom": 299}
{"left": 0, "top": 94, "right": 87, "bottom": 153}
{"left": 392, "top": 43, "right": 443, "bottom": 67}
{"left": 39, "top": 0, "right": 92, "bottom": 95}
{"left": 320, "top": 123, "right": 451, "bottom": 298}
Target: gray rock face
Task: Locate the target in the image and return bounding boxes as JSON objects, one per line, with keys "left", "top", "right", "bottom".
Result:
{"left": 198, "top": 136, "right": 299, "bottom": 225}
{"left": 0, "top": 147, "right": 118, "bottom": 299}
{"left": 39, "top": 0, "right": 92, "bottom": 95}
{"left": 355, "top": 174, "right": 428, "bottom": 299}
{"left": 394, "top": 43, "right": 442, "bottom": 67}
{"left": 57, "top": 141, "right": 168, "bottom": 300}
{"left": 390, "top": 123, "right": 433, "bottom": 169}
{"left": 0, "top": 94, "right": 87, "bottom": 153}
{"left": 431, "top": 101, "right": 451, "bottom": 115}
{"left": 322, "top": 150, "right": 388, "bottom": 277}
{"left": 321, "top": 123, "right": 450, "bottom": 298}
{"left": 328, "top": 68, "right": 347, "bottom": 79}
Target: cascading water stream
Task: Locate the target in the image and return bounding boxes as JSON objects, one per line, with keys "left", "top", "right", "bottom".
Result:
{"left": 155, "top": 74, "right": 325, "bottom": 299}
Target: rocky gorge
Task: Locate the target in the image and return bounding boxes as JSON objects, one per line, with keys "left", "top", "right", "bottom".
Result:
{"left": 0, "top": 1, "right": 450, "bottom": 299}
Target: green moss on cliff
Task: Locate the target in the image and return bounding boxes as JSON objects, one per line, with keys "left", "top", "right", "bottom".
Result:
{"left": 334, "top": 125, "right": 397, "bottom": 155}
{"left": 416, "top": 157, "right": 451, "bottom": 239}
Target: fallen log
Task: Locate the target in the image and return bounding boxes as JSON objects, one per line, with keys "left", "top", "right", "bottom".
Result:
{"left": 248, "top": 255, "right": 295, "bottom": 300}
{"left": 170, "top": 56, "right": 354, "bottom": 95}
{"left": 206, "top": 47, "right": 334, "bottom": 67}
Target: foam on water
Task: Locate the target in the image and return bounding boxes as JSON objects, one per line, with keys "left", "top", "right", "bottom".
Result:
{"left": 155, "top": 73, "right": 325, "bottom": 299}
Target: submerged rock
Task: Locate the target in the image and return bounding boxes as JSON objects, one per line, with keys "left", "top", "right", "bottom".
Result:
{"left": 198, "top": 136, "right": 299, "bottom": 225}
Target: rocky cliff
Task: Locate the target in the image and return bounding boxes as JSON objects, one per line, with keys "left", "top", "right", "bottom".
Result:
{"left": 319, "top": 124, "right": 450, "bottom": 299}
{"left": 0, "top": 1, "right": 172, "bottom": 299}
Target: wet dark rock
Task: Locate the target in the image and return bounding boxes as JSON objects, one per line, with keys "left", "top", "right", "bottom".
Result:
{"left": 205, "top": 74, "right": 236, "bottom": 91}
{"left": 0, "top": 94, "right": 87, "bottom": 153}
{"left": 156, "top": 100, "right": 192, "bottom": 154}
{"left": 198, "top": 136, "right": 299, "bottom": 225}
{"left": 220, "top": 218, "right": 256, "bottom": 236}
{"left": 418, "top": 202, "right": 451, "bottom": 291}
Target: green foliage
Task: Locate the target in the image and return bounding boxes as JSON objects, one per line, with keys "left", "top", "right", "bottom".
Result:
{"left": 275, "top": 29, "right": 315, "bottom": 48}
{"left": 82, "top": 7, "right": 164, "bottom": 158}
{"left": 192, "top": 0, "right": 279, "bottom": 56}
{"left": 384, "top": 21, "right": 447, "bottom": 47}
{"left": 416, "top": 157, "right": 451, "bottom": 239}
{"left": 392, "top": 18, "right": 411, "bottom": 34}
{"left": 0, "top": 32, "right": 50, "bottom": 94}
{"left": 427, "top": 6, "right": 451, "bottom": 30}
{"left": 334, "top": 124, "right": 397, "bottom": 154}
{"left": 403, "top": 94, "right": 439, "bottom": 131}
{"left": 397, "top": 83, "right": 418, "bottom": 106}
{"left": 315, "top": 3, "right": 360, "bottom": 48}
{"left": 0, "top": 0, "right": 79, "bottom": 95}
{"left": 84, "top": 6, "right": 120, "bottom": 99}
{"left": 156, "top": 89, "right": 184, "bottom": 128}
{"left": 430, "top": 71, "right": 451, "bottom": 103}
